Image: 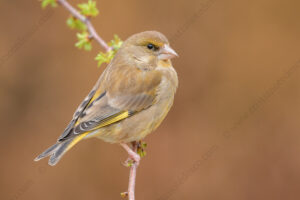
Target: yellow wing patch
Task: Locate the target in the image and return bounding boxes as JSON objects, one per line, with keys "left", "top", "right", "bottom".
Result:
{"left": 66, "top": 111, "right": 131, "bottom": 151}
{"left": 91, "top": 111, "right": 130, "bottom": 130}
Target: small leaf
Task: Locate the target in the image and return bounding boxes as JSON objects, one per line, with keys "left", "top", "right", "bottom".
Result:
{"left": 120, "top": 192, "right": 128, "bottom": 198}
{"left": 77, "top": 0, "right": 99, "bottom": 17}
{"left": 109, "top": 34, "right": 123, "bottom": 51}
{"left": 83, "top": 42, "right": 92, "bottom": 51}
{"left": 66, "top": 17, "right": 87, "bottom": 31}
{"left": 126, "top": 160, "right": 134, "bottom": 167}
{"left": 94, "top": 35, "right": 123, "bottom": 68}
{"left": 137, "top": 148, "right": 147, "bottom": 158}
{"left": 141, "top": 141, "right": 147, "bottom": 149}
{"left": 75, "top": 32, "right": 92, "bottom": 51}
{"left": 137, "top": 141, "right": 147, "bottom": 158}
{"left": 95, "top": 51, "right": 114, "bottom": 67}
{"left": 41, "top": 0, "right": 57, "bottom": 8}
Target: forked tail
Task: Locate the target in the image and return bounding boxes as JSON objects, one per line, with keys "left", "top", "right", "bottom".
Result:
{"left": 34, "top": 133, "right": 88, "bottom": 166}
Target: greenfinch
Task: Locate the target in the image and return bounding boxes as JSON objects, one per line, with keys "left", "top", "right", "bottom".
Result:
{"left": 34, "top": 31, "right": 178, "bottom": 166}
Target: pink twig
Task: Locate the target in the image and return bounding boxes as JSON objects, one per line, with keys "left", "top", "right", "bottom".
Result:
{"left": 128, "top": 163, "right": 137, "bottom": 200}
{"left": 121, "top": 142, "right": 140, "bottom": 200}
{"left": 128, "top": 143, "right": 138, "bottom": 200}
{"left": 57, "top": 0, "right": 112, "bottom": 52}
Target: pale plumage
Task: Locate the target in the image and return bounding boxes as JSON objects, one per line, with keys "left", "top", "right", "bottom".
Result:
{"left": 35, "top": 31, "right": 178, "bottom": 166}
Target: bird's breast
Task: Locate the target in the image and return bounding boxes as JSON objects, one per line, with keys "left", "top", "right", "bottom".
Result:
{"left": 155, "top": 61, "right": 178, "bottom": 99}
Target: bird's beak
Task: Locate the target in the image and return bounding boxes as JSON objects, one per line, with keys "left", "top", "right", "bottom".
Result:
{"left": 158, "top": 44, "right": 178, "bottom": 60}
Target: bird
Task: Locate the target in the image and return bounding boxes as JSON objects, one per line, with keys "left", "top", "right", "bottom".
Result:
{"left": 34, "top": 31, "right": 178, "bottom": 166}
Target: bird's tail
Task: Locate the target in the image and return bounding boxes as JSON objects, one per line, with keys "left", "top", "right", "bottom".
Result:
{"left": 34, "top": 133, "right": 88, "bottom": 166}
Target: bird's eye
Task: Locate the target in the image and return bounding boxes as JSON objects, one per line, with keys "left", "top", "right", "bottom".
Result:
{"left": 147, "top": 43, "right": 154, "bottom": 50}
{"left": 146, "top": 43, "right": 159, "bottom": 51}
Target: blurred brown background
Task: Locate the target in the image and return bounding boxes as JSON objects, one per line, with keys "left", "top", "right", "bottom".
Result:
{"left": 1, "top": 0, "right": 300, "bottom": 199}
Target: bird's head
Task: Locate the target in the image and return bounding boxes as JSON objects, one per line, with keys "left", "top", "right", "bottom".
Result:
{"left": 118, "top": 31, "right": 178, "bottom": 69}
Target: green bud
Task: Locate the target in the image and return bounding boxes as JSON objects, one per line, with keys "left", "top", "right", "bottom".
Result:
{"left": 66, "top": 17, "right": 87, "bottom": 31}
{"left": 41, "top": 0, "right": 57, "bottom": 8}
{"left": 75, "top": 32, "right": 92, "bottom": 51}
{"left": 77, "top": 0, "right": 99, "bottom": 17}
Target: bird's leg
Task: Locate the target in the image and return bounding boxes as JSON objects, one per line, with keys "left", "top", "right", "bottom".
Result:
{"left": 121, "top": 142, "right": 140, "bottom": 166}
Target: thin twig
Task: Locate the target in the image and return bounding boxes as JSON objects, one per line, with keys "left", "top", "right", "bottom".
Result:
{"left": 128, "top": 163, "right": 137, "bottom": 200}
{"left": 128, "top": 143, "right": 138, "bottom": 200}
{"left": 57, "top": 0, "right": 112, "bottom": 52}
{"left": 121, "top": 142, "right": 140, "bottom": 200}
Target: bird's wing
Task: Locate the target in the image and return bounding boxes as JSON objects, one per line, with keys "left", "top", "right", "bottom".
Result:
{"left": 58, "top": 64, "right": 162, "bottom": 142}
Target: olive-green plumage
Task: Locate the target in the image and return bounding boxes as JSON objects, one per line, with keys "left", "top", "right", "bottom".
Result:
{"left": 34, "top": 31, "right": 178, "bottom": 166}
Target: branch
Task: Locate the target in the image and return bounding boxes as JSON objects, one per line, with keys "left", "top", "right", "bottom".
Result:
{"left": 57, "top": 0, "right": 112, "bottom": 52}
{"left": 127, "top": 164, "right": 138, "bottom": 200}
{"left": 128, "top": 143, "right": 138, "bottom": 200}
{"left": 121, "top": 142, "right": 141, "bottom": 200}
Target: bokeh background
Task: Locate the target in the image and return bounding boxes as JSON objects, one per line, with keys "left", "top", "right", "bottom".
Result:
{"left": 1, "top": 0, "right": 300, "bottom": 199}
